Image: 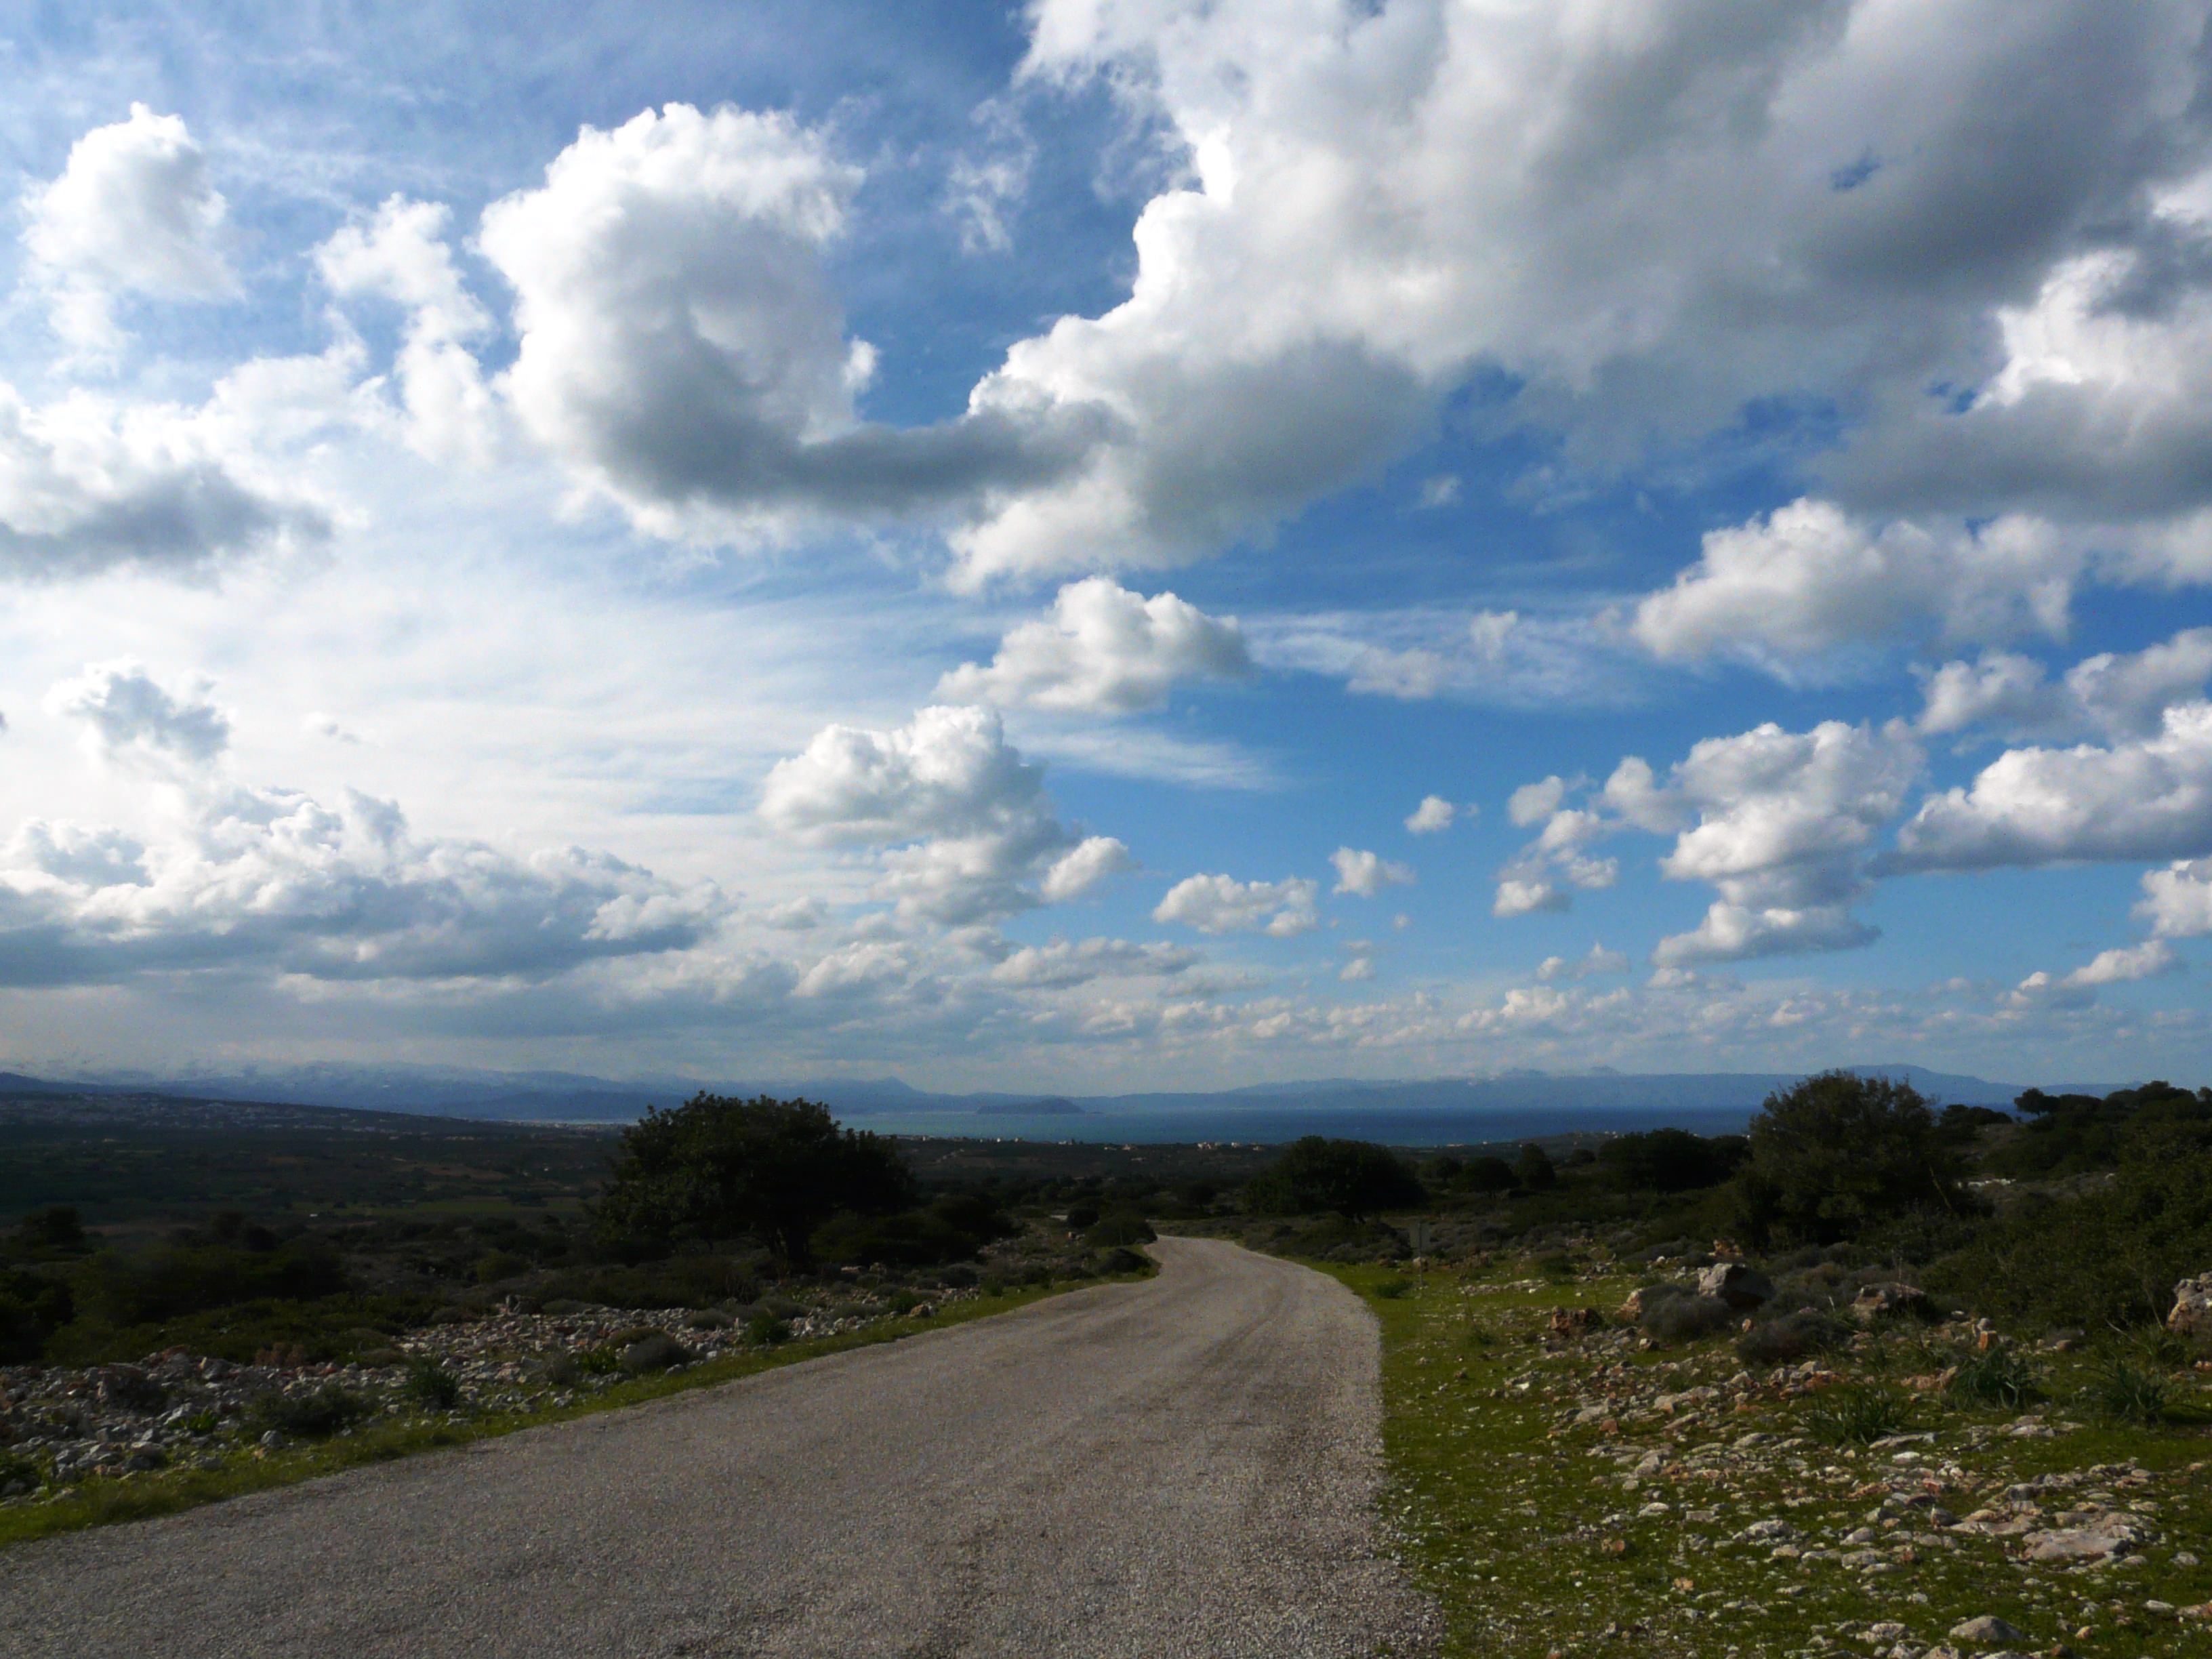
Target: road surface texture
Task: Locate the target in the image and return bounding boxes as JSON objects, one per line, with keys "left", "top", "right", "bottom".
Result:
{"left": 0, "top": 1237, "right": 1434, "bottom": 1658}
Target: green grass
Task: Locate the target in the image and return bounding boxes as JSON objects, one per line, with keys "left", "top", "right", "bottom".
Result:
{"left": 1320, "top": 1257, "right": 2212, "bottom": 1659}
{"left": 0, "top": 1270, "right": 1143, "bottom": 1551}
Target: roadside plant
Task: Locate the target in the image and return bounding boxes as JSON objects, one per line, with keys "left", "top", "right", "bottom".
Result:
{"left": 252, "top": 1385, "right": 372, "bottom": 1440}
{"left": 1371, "top": 1277, "right": 1414, "bottom": 1300}
{"left": 2085, "top": 1359, "right": 2167, "bottom": 1425}
{"left": 744, "top": 1313, "right": 792, "bottom": 1346}
{"left": 403, "top": 1358, "right": 462, "bottom": 1411}
{"left": 1944, "top": 1348, "right": 2039, "bottom": 1410}
{"left": 1803, "top": 1385, "right": 1911, "bottom": 1446}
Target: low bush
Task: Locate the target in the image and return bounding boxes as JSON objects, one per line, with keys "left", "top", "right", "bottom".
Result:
{"left": 1736, "top": 1310, "right": 1846, "bottom": 1366}
{"left": 618, "top": 1332, "right": 693, "bottom": 1374}
{"left": 2085, "top": 1359, "right": 2168, "bottom": 1425}
{"left": 0, "top": 1451, "right": 42, "bottom": 1492}
{"left": 573, "top": 1345, "right": 621, "bottom": 1375}
{"left": 1944, "top": 1347, "right": 2040, "bottom": 1410}
{"left": 1804, "top": 1386, "right": 1912, "bottom": 1445}
{"left": 743, "top": 1313, "right": 791, "bottom": 1346}
{"left": 1095, "top": 1246, "right": 1149, "bottom": 1274}
{"left": 1639, "top": 1293, "right": 1734, "bottom": 1345}
{"left": 1371, "top": 1277, "right": 1414, "bottom": 1300}
{"left": 403, "top": 1358, "right": 462, "bottom": 1410}
{"left": 1085, "top": 1210, "right": 1155, "bottom": 1248}
{"left": 684, "top": 1307, "right": 734, "bottom": 1330}
{"left": 252, "top": 1385, "right": 373, "bottom": 1440}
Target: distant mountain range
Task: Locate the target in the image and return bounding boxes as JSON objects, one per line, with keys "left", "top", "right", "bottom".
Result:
{"left": 0, "top": 1060, "right": 2116, "bottom": 1127}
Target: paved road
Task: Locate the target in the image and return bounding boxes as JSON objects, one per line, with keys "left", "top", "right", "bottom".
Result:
{"left": 0, "top": 1237, "right": 1433, "bottom": 1658}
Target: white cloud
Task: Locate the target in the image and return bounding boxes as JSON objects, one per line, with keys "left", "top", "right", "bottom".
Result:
{"left": 1632, "top": 499, "right": 2078, "bottom": 672}
{"left": 1538, "top": 942, "right": 1629, "bottom": 983}
{"left": 1153, "top": 872, "right": 1318, "bottom": 936}
{"left": 759, "top": 703, "right": 1113, "bottom": 924}
{"left": 0, "top": 380, "right": 329, "bottom": 579}
{"left": 1890, "top": 701, "right": 2212, "bottom": 869}
{"left": 2141, "top": 857, "right": 2212, "bottom": 937}
{"left": 24, "top": 105, "right": 233, "bottom": 352}
{"left": 1404, "top": 794, "right": 1454, "bottom": 834}
{"left": 1652, "top": 720, "right": 1921, "bottom": 964}
{"left": 1492, "top": 878, "right": 1565, "bottom": 919}
{"left": 936, "top": 577, "right": 1249, "bottom": 713}
{"left": 45, "top": 660, "right": 229, "bottom": 769}
{"left": 319, "top": 197, "right": 499, "bottom": 467}
{"left": 945, "top": 0, "right": 2212, "bottom": 584}
{"left": 2064, "top": 938, "right": 2179, "bottom": 987}
{"left": 1919, "top": 629, "right": 2212, "bottom": 741}
{"left": 1508, "top": 777, "right": 1568, "bottom": 827}
{"left": 1330, "top": 846, "right": 1412, "bottom": 897}
{"left": 479, "top": 104, "right": 1087, "bottom": 548}
{"left": 1040, "top": 834, "right": 1135, "bottom": 901}
{"left": 990, "top": 935, "right": 1195, "bottom": 988}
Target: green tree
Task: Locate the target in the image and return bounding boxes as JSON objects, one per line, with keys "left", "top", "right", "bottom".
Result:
{"left": 1733, "top": 1071, "right": 1969, "bottom": 1245}
{"left": 596, "top": 1094, "right": 915, "bottom": 1267}
{"left": 1515, "top": 1143, "right": 1557, "bottom": 1192}
{"left": 1246, "top": 1137, "right": 1424, "bottom": 1219}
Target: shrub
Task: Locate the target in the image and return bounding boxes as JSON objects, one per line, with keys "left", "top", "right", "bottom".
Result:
{"left": 1095, "top": 1246, "right": 1149, "bottom": 1274}
{"left": 574, "top": 1344, "right": 621, "bottom": 1375}
{"left": 619, "top": 1332, "right": 693, "bottom": 1374}
{"left": 1640, "top": 1293, "right": 1734, "bottom": 1345}
{"left": 253, "top": 1385, "right": 372, "bottom": 1440}
{"left": 743, "top": 1313, "right": 791, "bottom": 1346}
{"left": 1599, "top": 1130, "right": 1747, "bottom": 1193}
{"left": 403, "top": 1358, "right": 462, "bottom": 1410}
{"left": 474, "top": 1251, "right": 529, "bottom": 1285}
{"left": 1063, "top": 1203, "right": 1102, "bottom": 1231}
{"left": 1086, "top": 1210, "right": 1155, "bottom": 1248}
{"left": 9, "top": 1206, "right": 87, "bottom": 1254}
{"left": 685, "top": 1307, "right": 734, "bottom": 1330}
{"left": 1944, "top": 1348, "right": 2040, "bottom": 1410}
{"left": 1737, "top": 1310, "right": 1847, "bottom": 1366}
{"left": 1804, "top": 1386, "right": 1912, "bottom": 1445}
{"left": 0, "top": 1269, "right": 73, "bottom": 1363}
{"left": 94, "top": 1366, "right": 167, "bottom": 1413}
{"left": 2086, "top": 1359, "right": 2168, "bottom": 1425}
{"left": 1371, "top": 1277, "right": 1413, "bottom": 1300}
{"left": 1459, "top": 1156, "right": 1519, "bottom": 1195}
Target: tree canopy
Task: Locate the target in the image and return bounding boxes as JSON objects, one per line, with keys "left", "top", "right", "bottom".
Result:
{"left": 1733, "top": 1071, "right": 1969, "bottom": 1244}
{"left": 1246, "top": 1136, "right": 1424, "bottom": 1219}
{"left": 596, "top": 1094, "right": 915, "bottom": 1266}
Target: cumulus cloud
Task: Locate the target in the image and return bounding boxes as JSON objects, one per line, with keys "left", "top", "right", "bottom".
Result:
{"left": 479, "top": 103, "right": 1090, "bottom": 548}
{"left": 0, "top": 752, "right": 722, "bottom": 991}
{"left": 1495, "top": 721, "right": 1920, "bottom": 961}
{"left": 45, "top": 660, "right": 230, "bottom": 769}
{"left": 1890, "top": 701, "right": 2212, "bottom": 869}
{"left": 936, "top": 577, "right": 1248, "bottom": 713}
{"left": 1538, "top": 943, "right": 1629, "bottom": 983}
{"left": 24, "top": 105, "right": 233, "bottom": 352}
{"left": 1330, "top": 846, "right": 1412, "bottom": 897}
{"left": 1405, "top": 795, "right": 1455, "bottom": 834}
{"left": 933, "top": 0, "right": 2212, "bottom": 583}
{"left": 1633, "top": 499, "right": 2078, "bottom": 672}
{"left": 1152, "top": 872, "right": 1318, "bottom": 936}
{"left": 0, "top": 380, "right": 327, "bottom": 579}
{"left": 2064, "top": 938, "right": 2180, "bottom": 986}
{"left": 760, "top": 703, "right": 1118, "bottom": 924}
{"left": 2141, "top": 857, "right": 2212, "bottom": 937}
{"left": 319, "top": 196, "right": 499, "bottom": 466}
{"left": 1919, "top": 629, "right": 2212, "bottom": 739}
{"left": 990, "top": 935, "right": 1195, "bottom": 988}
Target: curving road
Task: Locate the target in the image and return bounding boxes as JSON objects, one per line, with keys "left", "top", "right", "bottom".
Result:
{"left": 0, "top": 1237, "right": 1433, "bottom": 1658}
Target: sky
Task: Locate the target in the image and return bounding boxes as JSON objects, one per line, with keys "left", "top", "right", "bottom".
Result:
{"left": 2, "top": 0, "right": 2211, "bottom": 1090}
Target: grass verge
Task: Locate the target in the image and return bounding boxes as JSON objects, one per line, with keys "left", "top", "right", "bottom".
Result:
{"left": 0, "top": 1271, "right": 1139, "bottom": 1551}
{"left": 1319, "top": 1257, "right": 2212, "bottom": 1659}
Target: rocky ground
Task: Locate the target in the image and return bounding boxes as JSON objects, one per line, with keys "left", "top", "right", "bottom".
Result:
{"left": 0, "top": 1284, "right": 974, "bottom": 1504}
{"left": 1341, "top": 1254, "right": 2212, "bottom": 1659}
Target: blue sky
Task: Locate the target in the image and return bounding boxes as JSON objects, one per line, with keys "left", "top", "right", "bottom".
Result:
{"left": 1, "top": 0, "right": 2210, "bottom": 1088}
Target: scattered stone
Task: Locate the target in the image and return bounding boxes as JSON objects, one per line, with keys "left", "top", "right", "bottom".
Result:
{"left": 1697, "top": 1263, "right": 1775, "bottom": 1311}
{"left": 2168, "top": 1273, "right": 2212, "bottom": 1341}
{"left": 1948, "top": 1616, "right": 2023, "bottom": 1643}
{"left": 1851, "top": 1284, "right": 1932, "bottom": 1323}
